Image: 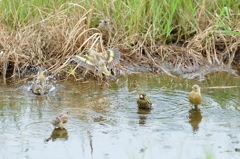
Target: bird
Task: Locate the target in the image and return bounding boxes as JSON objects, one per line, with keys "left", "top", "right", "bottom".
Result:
{"left": 30, "top": 83, "right": 44, "bottom": 95}
{"left": 71, "top": 48, "right": 121, "bottom": 76}
{"left": 97, "top": 18, "right": 111, "bottom": 45}
{"left": 51, "top": 112, "right": 69, "bottom": 129}
{"left": 30, "top": 68, "right": 47, "bottom": 95}
{"left": 136, "top": 93, "right": 153, "bottom": 109}
{"left": 37, "top": 69, "right": 45, "bottom": 86}
{"left": 97, "top": 18, "right": 110, "bottom": 32}
{"left": 188, "top": 84, "right": 202, "bottom": 109}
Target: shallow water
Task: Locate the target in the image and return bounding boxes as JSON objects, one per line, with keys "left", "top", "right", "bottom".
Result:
{"left": 1, "top": 72, "right": 240, "bottom": 159}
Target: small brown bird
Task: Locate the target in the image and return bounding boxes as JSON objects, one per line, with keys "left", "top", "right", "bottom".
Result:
{"left": 51, "top": 112, "right": 69, "bottom": 129}
{"left": 97, "top": 18, "right": 110, "bottom": 32}
{"left": 136, "top": 93, "right": 153, "bottom": 109}
{"left": 31, "top": 83, "right": 44, "bottom": 95}
{"left": 71, "top": 48, "right": 120, "bottom": 76}
{"left": 30, "top": 69, "right": 47, "bottom": 95}
{"left": 97, "top": 18, "right": 111, "bottom": 45}
{"left": 188, "top": 84, "right": 202, "bottom": 109}
{"left": 37, "top": 69, "right": 45, "bottom": 86}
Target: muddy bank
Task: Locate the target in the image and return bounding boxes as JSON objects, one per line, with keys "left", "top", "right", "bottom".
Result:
{"left": 1, "top": 51, "right": 239, "bottom": 85}
{"left": 1, "top": 0, "right": 240, "bottom": 84}
{"left": 1, "top": 20, "right": 240, "bottom": 83}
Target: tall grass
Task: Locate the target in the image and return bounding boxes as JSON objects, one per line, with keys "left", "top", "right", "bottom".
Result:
{"left": 1, "top": 0, "right": 240, "bottom": 39}
{"left": 0, "top": 0, "right": 240, "bottom": 82}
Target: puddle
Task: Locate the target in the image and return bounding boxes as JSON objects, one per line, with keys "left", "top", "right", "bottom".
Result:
{"left": 0, "top": 72, "right": 240, "bottom": 159}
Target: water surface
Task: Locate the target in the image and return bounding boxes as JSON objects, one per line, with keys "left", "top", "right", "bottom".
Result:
{"left": 1, "top": 72, "right": 240, "bottom": 159}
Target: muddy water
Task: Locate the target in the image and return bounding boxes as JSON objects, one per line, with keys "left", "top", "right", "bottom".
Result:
{"left": 1, "top": 72, "right": 240, "bottom": 159}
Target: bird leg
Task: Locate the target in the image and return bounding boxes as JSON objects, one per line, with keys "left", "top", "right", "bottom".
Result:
{"left": 194, "top": 105, "right": 198, "bottom": 110}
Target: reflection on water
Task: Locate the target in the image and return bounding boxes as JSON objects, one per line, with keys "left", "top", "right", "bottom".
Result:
{"left": 188, "top": 108, "right": 203, "bottom": 132}
{"left": 45, "top": 128, "right": 69, "bottom": 142}
{"left": 87, "top": 131, "right": 93, "bottom": 156}
{"left": 137, "top": 109, "right": 152, "bottom": 125}
{"left": 0, "top": 72, "right": 240, "bottom": 159}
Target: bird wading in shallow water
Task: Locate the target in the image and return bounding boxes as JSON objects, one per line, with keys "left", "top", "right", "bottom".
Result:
{"left": 188, "top": 84, "right": 202, "bottom": 109}
{"left": 51, "top": 112, "right": 69, "bottom": 129}
{"left": 71, "top": 48, "right": 120, "bottom": 76}
{"left": 30, "top": 68, "right": 47, "bottom": 95}
{"left": 136, "top": 93, "right": 153, "bottom": 109}
{"left": 31, "top": 83, "right": 44, "bottom": 95}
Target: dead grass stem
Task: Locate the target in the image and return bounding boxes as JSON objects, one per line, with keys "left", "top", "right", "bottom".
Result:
{"left": 1, "top": 1, "right": 240, "bottom": 83}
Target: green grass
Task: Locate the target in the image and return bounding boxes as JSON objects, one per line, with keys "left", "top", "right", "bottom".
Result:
{"left": 1, "top": 0, "right": 240, "bottom": 41}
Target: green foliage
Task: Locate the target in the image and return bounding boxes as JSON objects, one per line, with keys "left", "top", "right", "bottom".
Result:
{"left": 0, "top": 0, "right": 240, "bottom": 42}
{"left": 0, "top": 0, "right": 71, "bottom": 28}
{"left": 66, "top": 65, "right": 77, "bottom": 81}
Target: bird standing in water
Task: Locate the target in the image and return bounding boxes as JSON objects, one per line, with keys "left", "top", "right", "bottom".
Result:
{"left": 71, "top": 48, "right": 120, "bottom": 76}
{"left": 51, "top": 112, "right": 69, "bottom": 129}
{"left": 188, "top": 84, "right": 202, "bottom": 109}
{"left": 31, "top": 83, "right": 44, "bottom": 95}
{"left": 136, "top": 93, "right": 153, "bottom": 109}
{"left": 30, "top": 68, "right": 47, "bottom": 95}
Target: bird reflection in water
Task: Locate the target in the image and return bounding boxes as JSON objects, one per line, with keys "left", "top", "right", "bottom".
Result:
{"left": 137, "top": 109, "right": 151, "bottom": 125}
{"left": 188, "top": 108, "right": 202, "bottom": 133}
{"left": 45, "top": 128, "right": 68, "bottom": 142}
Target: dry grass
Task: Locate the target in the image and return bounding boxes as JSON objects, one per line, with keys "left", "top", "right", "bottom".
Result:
{"left": 0, "top": 1, "right": 240, "bottom": 84}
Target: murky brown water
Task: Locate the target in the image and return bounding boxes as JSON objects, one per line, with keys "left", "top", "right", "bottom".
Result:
{"left": 1, "top": 72, "right": 240, "bottom": 159}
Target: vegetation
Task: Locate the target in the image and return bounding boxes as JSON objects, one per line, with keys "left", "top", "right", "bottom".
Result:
{"left": 0, "top": 0, "right": 240, "bottom": 84}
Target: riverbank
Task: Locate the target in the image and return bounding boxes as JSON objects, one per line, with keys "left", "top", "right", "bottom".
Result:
{"left": 0, "top": 0, "right": 240, "bottom": 83}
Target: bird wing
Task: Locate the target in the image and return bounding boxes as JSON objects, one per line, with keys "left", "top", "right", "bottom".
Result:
{"left": 102, "top": 48, "right": 121, "bottom": 69}
{"left": 136, "top": 99, "right": 140, "bottom": 105}
{"left": 136, "top": 99, "right": 142, "bottom": 106}
{"left": 71, "top": 55, "right": 96, "bottom": 71}
{"left": 137, "top": 99, "right": 149, "bottom": 108}
{"left": 144, "top": 96, "right": 152, "bottom": 104}
{"left": 51, "top": 117, "right": 62, "bottom": 125}
{"left": 58, "top": 114, "right": 68, "bottom": 123}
